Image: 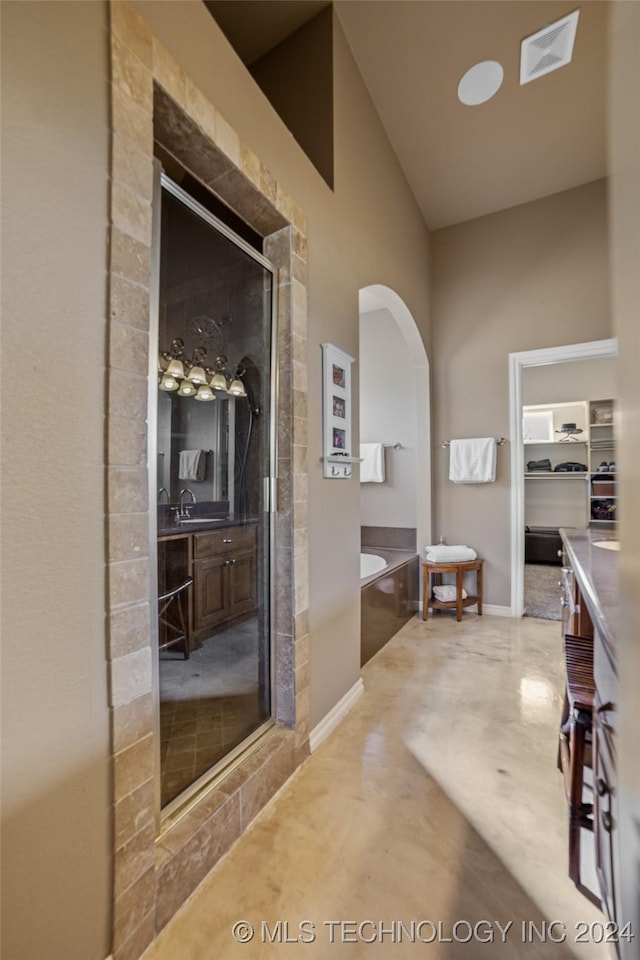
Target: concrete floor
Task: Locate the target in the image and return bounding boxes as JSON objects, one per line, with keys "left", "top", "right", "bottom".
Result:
{"left": 144, "top": 613, "right": 610, "bottom": 960}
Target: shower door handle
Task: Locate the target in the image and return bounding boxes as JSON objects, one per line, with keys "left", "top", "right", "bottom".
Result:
{"left": 264, "top": 476, "right": 279, "bottom": 513}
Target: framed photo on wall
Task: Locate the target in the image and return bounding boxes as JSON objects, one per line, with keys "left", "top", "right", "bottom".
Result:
{"left": 321, "top": 343, "right": 355, "bottom": 479}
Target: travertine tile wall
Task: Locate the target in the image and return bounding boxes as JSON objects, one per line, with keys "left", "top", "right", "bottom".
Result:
{"left": 107, "top": 3, "right": 309, "bottom": 958}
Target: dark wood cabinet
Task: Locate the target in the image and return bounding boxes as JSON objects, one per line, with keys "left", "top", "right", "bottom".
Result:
{"left": 193, "top": 524, "right": 258, "bottom": 637}
{"left": 560, "top": 537, "right": 621, "bottom": 951}
{"left": 194, "top": 554, "right": 228, "bottom": 631}
{"left": 594, "top": 630, "right": 620, "bottom": 935}
{"left": 594, "top": 712, "right": 618, "bottom": 925}
{"left": 560, "top": 559, "right": 593, "bottom": 640}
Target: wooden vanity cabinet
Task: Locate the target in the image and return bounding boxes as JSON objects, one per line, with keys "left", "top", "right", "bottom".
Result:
{"left": 560, "top": 557, "right": 593, "bottom": 640}
{"left": 593, "top": 632, "right": 620, "bottom": 931}
{"left": 560, "top": 542, "right": 621, "bottom": 946}
{"left": 192, "top": 524, "right": 258, "bottom": 638}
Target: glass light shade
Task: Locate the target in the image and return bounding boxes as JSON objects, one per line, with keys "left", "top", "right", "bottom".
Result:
{"left": 166, "top": 358, "right": 185, "bottom": 378}
{"left": 228, "top": 378, "right": 247, "bottom": 397}
{"left": 159, "top": 374, "right": 179, "bottom": 391}
{"left": 188, "top": 365, "right": 207, "bottom": 384}
{"left": 210, "top": 371, "right": 229, "bottom": 392}
{"left": 178, "top": 380, "right": 196, "bottom": 396}
{"left": 194, "top": 384, "right": 215, "bottom": 401}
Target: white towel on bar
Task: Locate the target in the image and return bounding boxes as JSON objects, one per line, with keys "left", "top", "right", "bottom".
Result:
{"left": 179, "top": 449, "right": 207, "bottom": 481}
{"left": 433, "top": 585, "right": 468, "bottom": 603}
{"left": 360, "top": 443, "right": 385, "bottom": 483}
{"left": 449, "top": 437, "right": 496, "bottom": 483}
{"left": 425, "top": 544, "right": 477, "bottom": 563}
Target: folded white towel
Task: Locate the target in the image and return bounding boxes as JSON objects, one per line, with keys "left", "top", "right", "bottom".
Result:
{"left": 449, "top": 437, "right": 497, "bottom": 483}
{"left": 425, "top": 544, "right": 477, "bottom": 563}
{"left": 433, "top": 585, "right": 468, "bottom": 603}
{"left": 179, "top": 449, "right": 207, "bottom": 481}
{"left": 360, "top": 443, "right": 385, "bottom": 483}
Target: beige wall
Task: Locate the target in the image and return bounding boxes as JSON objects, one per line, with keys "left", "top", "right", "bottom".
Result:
{"left": 522, "top": 355, "right": 617, "bottom": 406}
{"left": 252, "top": 6, "right": 334, "bottom": 188}
{"left": 133, "top": 1, "right": 432, "bottom": 726}
{"left": 608, "top": 1, "right": 640, "bottom": 951}
{"left": 431, "top": 180, "right": 611, "bottom": 604}
{"left": 360, "top": 308, "right": 417, "bottom": 528}
{"left": 1, "top": 2, "right": 431, "bottom": 956}
{"left": 0, "top": 3, "right": 112, "bottom": 960}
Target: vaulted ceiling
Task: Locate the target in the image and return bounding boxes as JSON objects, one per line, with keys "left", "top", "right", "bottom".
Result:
{"left": 207, "top": 1, "right": 609, "bottom": 230}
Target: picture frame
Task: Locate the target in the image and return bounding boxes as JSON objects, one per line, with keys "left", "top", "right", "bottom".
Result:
{"left": 321, "top": 343, "right": 355, "bottom": 479}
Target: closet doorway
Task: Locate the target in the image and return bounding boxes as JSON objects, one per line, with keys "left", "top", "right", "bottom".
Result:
{"left": 509, "top": 339, "right": 618, "bottom": 619}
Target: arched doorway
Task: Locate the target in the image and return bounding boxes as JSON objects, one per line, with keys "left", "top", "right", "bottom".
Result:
{"left": 358, "top": 284, "right": 431, "bottom": 560}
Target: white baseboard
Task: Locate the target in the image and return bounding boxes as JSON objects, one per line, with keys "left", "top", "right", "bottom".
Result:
{"left": 482, "top": 604, "right": 514, "bottom": 617}
{"left": 417, "top": 601, "right": 514, "bottom": 618}
{"left": 309, "top": 678, "right": 364, "bottom": 753}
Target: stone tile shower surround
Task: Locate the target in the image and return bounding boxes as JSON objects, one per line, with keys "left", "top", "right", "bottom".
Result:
{"left": 106, "top": 4, "right": 309, "bottom": 958}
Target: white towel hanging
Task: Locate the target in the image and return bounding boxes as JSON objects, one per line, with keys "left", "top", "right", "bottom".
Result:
{"left": 360, "top": 443, "right": 385, "bottom": 483}
{"left": 449, "top": 438, "right": 496, "bottom": 483}
{"left": 179, "top": 449, "right": 207, "bottom": 481}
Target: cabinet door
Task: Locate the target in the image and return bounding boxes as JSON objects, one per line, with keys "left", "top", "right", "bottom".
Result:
{"left": 594, "top": 721, "right": 619, "bottom": 929}
{"left": 194, "top": 555, "right": 228, "bottom": 632}
{"left": 227, "top": 548, "right": 258, "bottom": 620}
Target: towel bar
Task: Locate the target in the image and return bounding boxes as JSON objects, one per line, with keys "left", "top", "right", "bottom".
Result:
{"left": 441, "top": 437, "right": 506, "bottom": 448}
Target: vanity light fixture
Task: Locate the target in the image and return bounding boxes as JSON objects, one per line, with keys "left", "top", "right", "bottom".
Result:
{"left": 186, "top": 347, "right": 208, "bottom": 385}
{"left": 165, "top": 356, "right": 185, "bottom": 379}
{"left": 194, "top": 383, "right": 215, "bottom": 402}
{"left": 210, "top": 355, "right": 231, "bottom": 392}
{"left": 177, "top": 379, "right": 197, "bottom": 397}
{"left": 228, "top": 375, "right": 247, "bottom": 398}
{"left": 158, "top": 339, "right": 249, "bottom": 400}
{"left": 159, "top": 374, "right": 179, "bottom": 391}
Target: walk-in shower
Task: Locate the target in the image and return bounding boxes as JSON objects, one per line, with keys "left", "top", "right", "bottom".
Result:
{"left": 150, "top": 172, "right": 277, "bottom": 814}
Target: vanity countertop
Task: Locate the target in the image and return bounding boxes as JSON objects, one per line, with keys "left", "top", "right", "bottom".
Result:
{"left": 157, "top": 515, "right": 258, "bottom": 538}
{"left": 559, "top": 527, "right": 618, "bottom": 662}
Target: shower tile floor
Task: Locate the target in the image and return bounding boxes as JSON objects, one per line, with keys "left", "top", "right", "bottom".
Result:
{"left": 159, "top": 617, "right": 267, "bottom": 805}
{"left": 146, "top": 612, "right": 609, "bottom": 959}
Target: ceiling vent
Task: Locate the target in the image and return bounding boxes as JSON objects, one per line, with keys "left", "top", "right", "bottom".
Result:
{"left": 520, "top": 9, "right": 580, "bottom": 85}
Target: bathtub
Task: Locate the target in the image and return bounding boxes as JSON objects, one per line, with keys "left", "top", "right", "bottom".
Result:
{"left": 360, "top": 548, "right": 419, "bottom": 666}
{"left": 360, "top": 552, "right": 387, "bottom": 579}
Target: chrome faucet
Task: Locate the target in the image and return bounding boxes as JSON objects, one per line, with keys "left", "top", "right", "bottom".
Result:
{"left": 158, "top": 487, "right": 169, "bottom": 504}
{"left": 177, "top": 488, "right": 196, "bottom": 520}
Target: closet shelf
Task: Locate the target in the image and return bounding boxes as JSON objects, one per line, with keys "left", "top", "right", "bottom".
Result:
{"left": 524, "top": 439, "right": 588, "bottom": 445}
{"left": 525, "top": 472, "right": 588, "bottom": 479}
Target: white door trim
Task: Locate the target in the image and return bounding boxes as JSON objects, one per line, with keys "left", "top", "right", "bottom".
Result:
{"left": 509, "top": 338, "right": 618, "bottom": 617}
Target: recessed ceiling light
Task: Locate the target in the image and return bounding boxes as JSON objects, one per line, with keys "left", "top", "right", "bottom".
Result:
{"left": 457, "top": 60, "right": 504, "bottom": 106}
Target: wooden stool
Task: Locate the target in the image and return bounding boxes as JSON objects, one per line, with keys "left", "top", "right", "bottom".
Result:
{"left": 422, "top": 558, "right": 483, "bottom": 622}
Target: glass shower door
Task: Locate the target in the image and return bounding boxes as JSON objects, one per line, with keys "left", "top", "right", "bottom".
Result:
{"left": 152, "top": 173, "right": 275, "bottom": 812}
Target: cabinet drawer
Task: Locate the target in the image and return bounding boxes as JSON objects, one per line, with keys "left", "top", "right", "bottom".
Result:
{"left": 194, "top": 524, "right": 257, "bottom": 559}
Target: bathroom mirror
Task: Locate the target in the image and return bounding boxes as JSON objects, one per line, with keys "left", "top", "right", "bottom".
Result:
{"left": 157, "top": 389, "right": 233, "bottom": 507}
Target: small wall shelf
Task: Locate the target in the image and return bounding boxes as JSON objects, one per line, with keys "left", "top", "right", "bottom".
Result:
{"left": 322, "top": 455, "right": 363, "bottom": 464}
{"left": 321, "top": 343, "right": 355, "bottom": 479}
